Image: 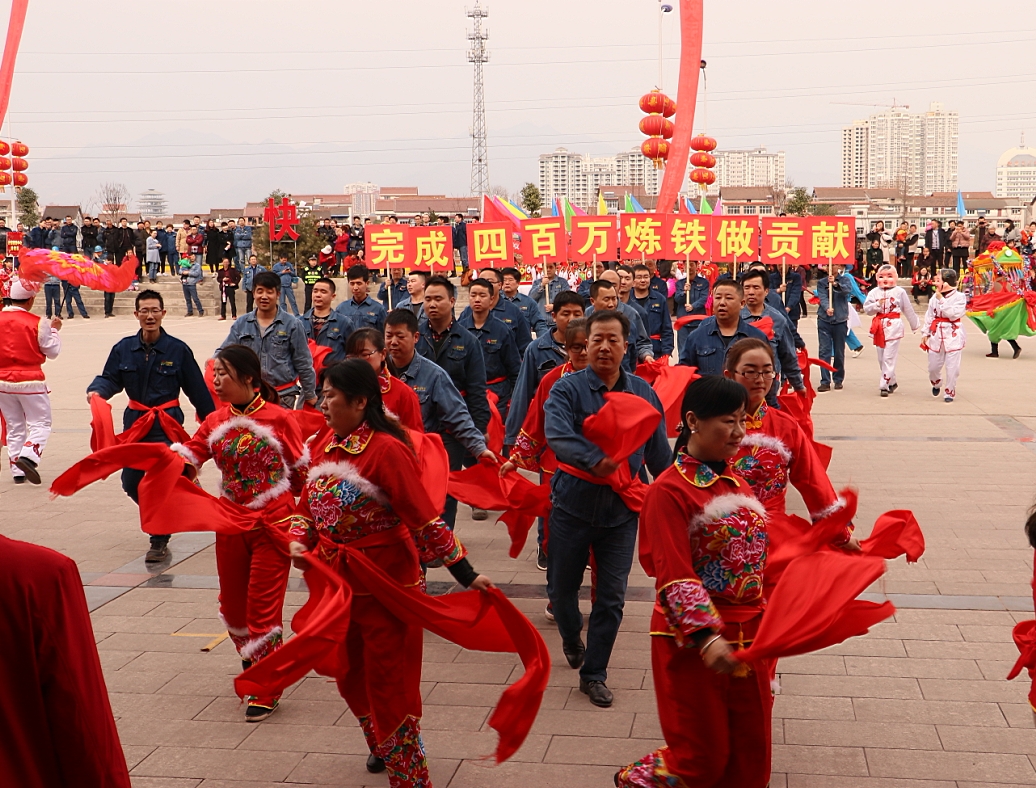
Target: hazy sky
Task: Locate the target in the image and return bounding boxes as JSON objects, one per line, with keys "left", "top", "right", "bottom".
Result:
{"left": 3, "top": 0, "right": 1032, "bottom": 213}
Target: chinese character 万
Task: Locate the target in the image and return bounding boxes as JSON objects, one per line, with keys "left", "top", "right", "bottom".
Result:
{"left": 764, "top": 221, "right": 804, "bottom": 259}
{"left": 263, "top": 197, "right": 300, "bottom": 241}
{"left": 811, "top": 220, "right": 852, "bottom": 261}
{"left": 716, "top": 219, "right": 756, "bottom": 259}
{"left": 624, "top": 216, "right": 663, "bottom": 257}
{"left": 367, "top": 227, "right": 406, "bottom": 267}
{"left": 415, "top": 230, "right": 451, "bottom": 270}
{"left": 472, "top": 227, "right": 508, "bottom": 263}
{"left": 670, "top": 218, "right": 708, "bottom": 258}
{"left": 575, "top": 219, "right": 614, "bottom": 257}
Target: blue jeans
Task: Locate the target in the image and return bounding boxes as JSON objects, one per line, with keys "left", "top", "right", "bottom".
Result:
{"left": 182, "top": 283, "right": 203, "bottom": 315}
{"left": 147, "top": 262, "right": 158, "bottom": 280}
{"left": 44, "top": 283, "right": 61, "bottom": 317}
{"left": 280, "top": 284, "right": 299, "bottom": 316}
{"left": 546, "top": 505, "right": 638, "bottom": 683}
{"left": 817, "top": 319, "right": 847, "bottom": 385}
{"left": 235, "top": 246, "right": 250, "bottom": 269}
{"left": 62, "top": 282, "right": 88, "bottom": 317}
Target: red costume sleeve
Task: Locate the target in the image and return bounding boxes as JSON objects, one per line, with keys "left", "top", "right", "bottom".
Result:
{"left": 0, "top": 536, "right": 131, "bottom": 788}
{"left": 778, "top": 411, "right": 846, "bottom": 540}
{"left": 639, "top": 472, "right": 722, "bottom": 644}
{"left": 509, "top": 367, "right": 561, "bottom": 472}
{"left": 387, "top": 379, "right": 424, "bottom": 433}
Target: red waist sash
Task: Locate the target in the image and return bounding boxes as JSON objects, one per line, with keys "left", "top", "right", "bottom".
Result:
{"left": 556, "top": 461, "right": 647, "bottom": 513}
{"left": 869, "top": 312, "right": 901, "bottom": 348}
{"left": 96, "top": 397, "right": 190, "bottom": 449}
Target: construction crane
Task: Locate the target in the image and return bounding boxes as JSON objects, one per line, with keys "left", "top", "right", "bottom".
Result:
{"left": 831, "top": 99, "right": 910, "bottom": 110}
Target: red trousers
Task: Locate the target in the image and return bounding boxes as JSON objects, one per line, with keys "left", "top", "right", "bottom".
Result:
{"left": 619, "top": 618, "right": 773, "bottom": 788}
{"left": 215, "top": 527, "right": 291, "bottom": 661}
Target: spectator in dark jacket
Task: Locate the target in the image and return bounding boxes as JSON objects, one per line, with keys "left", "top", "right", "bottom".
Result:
{"left": 45, "top": 219, "right": 60, "bottom": 250}
{"left": 80, "top": 217, "right": 98, "bottom": 255}
{"left": 58, "top": 216, "right": 78, "bottom": 253}
{"left": 452, "top": 214, "right": 468, "bottom": 271}
{"left": 113, "top": 218, "right": 135, "bottom": 264}
{"left": 204, "top": 220, "right": 224, "bottom": 274}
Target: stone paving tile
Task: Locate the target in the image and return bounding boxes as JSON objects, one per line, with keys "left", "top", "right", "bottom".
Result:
{"left": 937, "top": 724, "right": 1036, "bottom": 755}
{"left": 781, "top": 674, "right": 923, "bottom": 699}
{"left": 771, "top": 744, "right": 869, "bottom": 776}
{"left": 117, "top": 718, "right": 254, "bottom": 750}
{"left": 785, "top": 777, "right": 955, "bottom": 788}
{"left": 130, "top": 778, "right": 203, "bottom": 788}
{"left": 865, "top": 748, "right": 1036, "bottom": 783}
{"left": 843, "top": 655, "right": 984, "bottom": 679}
{"left": 447, "top": 760, "right": 620, "bottom": 788}
{"left": 852, "top": 697, "right": 1010, "bottom": 727}
{"left": 783, "top": 719, "right": 941, "bottom": 750}
{"left": 285, "top": 753, "right": 459, "bottom": 785}
{"left": 132, "top": 747, "right": 305, "bottom": 781}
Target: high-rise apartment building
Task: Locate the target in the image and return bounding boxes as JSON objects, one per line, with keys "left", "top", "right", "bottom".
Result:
{"left": 538, "top": 146, "right": 658, "bottom": 210}
{"left": 995, "top": 142, "right": 1036, "bottom": 201}
{"left": 710, "top": 147, "right": 785, "bottom": 194}
{"left": 840, "top": 103, "right": 958, "bottom": 195}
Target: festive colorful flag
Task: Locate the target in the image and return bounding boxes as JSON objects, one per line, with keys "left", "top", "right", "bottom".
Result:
{"left": 597, "top": 190, "right": 608, "bottom": 216}
{"left": 699, "top": 194, "right": 713, "bottom": 215}
{"left": 629, "top": 194, "right": 647, "bottom": 213}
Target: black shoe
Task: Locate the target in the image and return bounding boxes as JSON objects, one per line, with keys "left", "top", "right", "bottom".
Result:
{"left": 145, "top": 544, "right": 170, "bottom": 563}
{"left": 614, "top": 772, "right": 620, "bottom": 787}
{"left": 889, "top": 383, "right": 898, "bottom": 393}
{"left": 834, "top": 382, "right": 843, "bottom": 390}
{"left": 562, "top": 638, "right": 585, "bottom": 669}
{"left": 241, "top": 659, "right": 253, "bottom": 671}
{"left": 15, "top": 457, "right": 40, "bottom": 485}
{"left": 82, "top": 314, "right": 90, "bottom": 318}
{"left": 880, "top": 389, "right": 889, "bottom": 398}
{"left": 536, "top": 547, "right": 547, "bottom": 571}
{"left": 471, "top": 507, "right": 488, "bottom": 521}
{"left": 932, "top": 386, "right": 940, "bottom": 397}
{"left": 13, "top": 476, "right": 25, "bottom": 484}
{"left": 817, "top": 383, "right": 831, "bottom": 393}
{"left": 986, "top": 352, "right": 999, "bottom": 358}
{"left": 245, "top": 699, "right": 278, "bottom": 722}
{"left": 1014, "top": 347, "right": 1022, "bottom": 359}
{"left": 366, "top": 753, "right": 386, "bottom": 774}
{"left": 579, "top": 678, "right": 614, "bottom": 708}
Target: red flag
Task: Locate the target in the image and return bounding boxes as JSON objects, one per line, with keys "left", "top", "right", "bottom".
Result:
{"left": 88, "top": 395, "right": 191, "bottom": 453}
{"left": 752, "top": 316, "right": 774, "bottom": 340}
{"left": 410, "top": 429, "right": 449, "bottom": 513}
{"left": 89, "top": 395, "right": 117, "bottom": 452}
{"left": 650, "top": 364, "right": 699, "bottom": 438}
{"left": 292, "top": 404, "right": 327, "bottom": 442}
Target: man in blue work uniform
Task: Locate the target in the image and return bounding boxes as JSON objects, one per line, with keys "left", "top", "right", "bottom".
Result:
{"left": 386, "top": 308, "right": 494, "bottom": 541}
{"left": 674, "top": 259, "right": 710, "bottom": 356}
{"left": 298, "top": 278, "right": 356, "bottom": 366}
{"left": 219, "top": 271, "right": 316, "bottom": 409}
{"left": 500, "top": 266, "right": 549, "bottom": 337}
{"left": 585, "top": 275, "right": 654, "bottom": 374}
{"left": 458, "top": 268, "right": 532, "bottom": 355}
{"left": 377, "top": 267, "right": 408, "bottom": 308}
{"left": 458, "top": 278, "right": 521, "bottom": 418}
{"left": 241, "top": 253, "right": 266, "bottom": 313}
{"left": 576, "top": 260, "right": 607, "bottom": 303}
{"left": 631, "top": 263, "right": 674, "bottom": 358}
{"left": 679, "top": 278, "right": 768, "bottom": 375}
{"left": 528, "top": 260, "right": 572, "bottom": 310}
{"left": 543, "top": 309, "right": 670, "bottom": 709}
{"left": 87, "top": 289, "right": 216, "bottom": 563}
{"left": 816, "top": 263, "right": 854, "bottom": 392}
{"left": 336, "top": 264, "right": 387, "bottom": 331}
{"left": 768, "top": 263, "right": 806, "bottom": 348}
{"left": 416, "top": 276, "right": 492, "bottom": 527}
{"left": 739, "top": 268, "right": 806, "bottom": 401}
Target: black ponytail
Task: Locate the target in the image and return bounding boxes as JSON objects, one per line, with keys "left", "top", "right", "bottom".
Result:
{"left": 321, "top": 359, "right": 411, "bottom": 449}
{"left": 215, "top": 344, "right": 279, "bottom": 405}
{"left": 671, "top": 375, "right": 749, "bottom": 460}
{"left": 1026, "top": 504, "right": 1036, "bottom": 550}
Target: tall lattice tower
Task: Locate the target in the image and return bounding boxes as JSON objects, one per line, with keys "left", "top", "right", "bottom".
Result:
{"left": 467, "top": 2, "right": 489, "bottom": 199}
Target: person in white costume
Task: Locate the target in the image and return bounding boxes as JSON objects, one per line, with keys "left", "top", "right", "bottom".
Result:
{"left": 863, "top": 264, "right": 920, "bottom": 397}
{"left": 0, "top": 278, "right": 62, "bottom": 484}
{"left": 922, "top": 268, "right": 967, "bottom": 403}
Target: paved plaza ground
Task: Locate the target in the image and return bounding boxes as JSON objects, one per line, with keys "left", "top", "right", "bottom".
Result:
{"left": 3, "top": 305, "right": 1036, "bottom": 787}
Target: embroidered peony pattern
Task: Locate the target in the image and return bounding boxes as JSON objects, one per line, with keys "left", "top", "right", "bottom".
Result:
{"left": 616, "top": 746, "right": 685, "bottom": 787}
{"left": 660, "top": 579, "right": 721, "bottom": 645}
{"left": 305, "top": 472, "right": 395, "bottom": 542}
{"left": 691, "top": 507, "right": 767, "bottom": 604}
{"left": 378, "top": 715, "right": 430, "bottom": 788}
{"left": 733, "top": 444, "right": 788, "bottom": 504}
{"left": 213, "top": 426, "right": 287, "bottom": 505}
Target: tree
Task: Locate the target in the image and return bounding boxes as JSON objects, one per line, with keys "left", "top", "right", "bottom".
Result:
{"left": 489, "top": 184, "right": 510, "bottom": 203}
{"left": 15, "top": 186, "right": 39, "bottom": 227}
{"left": 812, "top": 202, "right": 837, "bottom": 216}
{"left": 784, "top": 187, "right": 813, "bottom": 217}
{"left": 96, "top": 182, "right": 131, "bottom": 223}
{"left": 519, "top": 182, "right": 542, "bottom": 217}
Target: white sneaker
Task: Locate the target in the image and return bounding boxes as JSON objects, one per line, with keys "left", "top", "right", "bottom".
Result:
{"left": 544, "top": 603, "right": 555, "bottom": 622}
{"left": 851, "top": 348, "right": 863, "bottom": 358}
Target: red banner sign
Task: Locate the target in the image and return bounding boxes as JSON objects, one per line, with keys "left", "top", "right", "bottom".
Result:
{"left": 663, "top": 215, "right": 712, "bottom": 260}
{"left": 569, "top": 216, "right": 618, "bottom": 262}
{"left": 761, "top": 217, "right": 853, "bottom": 266}
{"left": 364, "top": 225, "right": 407, "bottom": 270}
{"left": 404, "top": 226, "right": 453, "bottom": 273}
{"left": 6, "top": 230, "right": 22, "bottom": 257}
{"left": 263, "top": 197, "right": 299, "bottom": 242}
{"left": 711, "top": 217, "right": 760, "bottom": 263}
{"left": 467, "top": 221, "right": 512, "bottom": 268}
{"left": 618, "top": 213, "right": 665, "bottom": 260}
{"left": 519, "top": 217, "right": 566, "bottom": 264}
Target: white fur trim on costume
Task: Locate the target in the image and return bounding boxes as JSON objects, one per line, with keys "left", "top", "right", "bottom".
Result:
{"left": 771, "top": 677, "right": 782, "bottom": 695}
{"left": 810, "top": 496, "right": 846, "bottom": 522}
{"left": 295, "top": 442, "right": 311, "bottom": 470}
{"left": 690, "top": 494, "right": 767, "bottom": 532}
{"left": 245, "top": 473, "right": 293, "bottom": 510}
{"left": 169, "top": 442, "right": 200, "bottom": 467}
{"left": 739, "top": 433, "right": 792, "bottom": 464}
{"left": 306, "top": 460, "right": 387, "bottom": 505}
{"left": 239, "top": 626, "right": 283, "bottom": 661}
{"left": 218, "top": 611, "right": 249, "bottom": 638}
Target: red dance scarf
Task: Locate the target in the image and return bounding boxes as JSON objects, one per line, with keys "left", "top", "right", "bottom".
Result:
{"left": 89, "top": 395, "right": 190, "bottom": 452}
{"left": 448, "top": 461, "right": 551, "bottom": 557}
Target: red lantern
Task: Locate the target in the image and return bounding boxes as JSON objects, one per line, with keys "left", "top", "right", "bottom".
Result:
{"left": 689, "top": 168, "right": 716, "bottom": 186}
{"left": 639, "top": 115, "right": 675, "bottom": 139}
{"left": 639, "top": 90, "right": 676, "bottom": 117}
{"left": 11, "top": 158, "right": 27, "bottom": 172}
{"left": 0, "top": 157, "right": 10, "bottom": 170}
{"left": 689, "top": 151, "right": 716, "bottom": 168}
{"left": 0, "top": 142, "right": 10, "bottom": 157}
{"left": 641, "top": 138, "right": 670, "bottom": 166}
{"left": 13, "top": 173, "right": 27, "bottom": 187}
{"left": 0, "top": 172, "right": 11, "bottom": 186}
{"left": 690, "top": 135, "right": 717, "bottom": 152}
{"left": 11, "top": 142, "right": 28, "bottom": 157}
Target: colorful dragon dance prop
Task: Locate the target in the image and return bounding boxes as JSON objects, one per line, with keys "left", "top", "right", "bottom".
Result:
{"left": 17, "top": 248, "right": 138, "bottom": 292}
{"left": 965, "top": 243, "right": 1036, "bottom": 344}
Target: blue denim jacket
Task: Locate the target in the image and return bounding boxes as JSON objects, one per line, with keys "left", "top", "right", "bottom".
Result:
{"left": 336, "top": 295, "right": 387, "bottom": 332}
{"left": 817, "top": 273, "right": 853, "bottom": 323}
{"left": 87, "top": 328, "right": 216, "bottom": 442}
{"left": 272, "top": 261, "right": 295, "bottom": 289}
{"left": 504, "top": 330, "right": 567, "bottom": 446}
{"left": 674, "top": 275, "right": 710, "bottom": 316}
{"left": 457, "top": 311, "right": 522, "bottom": 412}
{"left": 528, "top": 276, "right": 571, "bottom": 308}
{"left": 505, "top": 292, "right": 549, "bottom": 336}
{"left": 416, "top": 318, "right": 490, "bottom": 433}
{"left": 394, "top": 352, "right": 487, "bottom": 457}
{"left": 678, "top": 316, "right": 768, "bottom": 375}
{"left": 459, "top": 297, "right": 531, "bottom": 355}
{"left": 544, "top": 367, "right": 670, "bottom": 527}
{"left": 219, "top": 308, "right": 317, "bottom": 400}
{"left": 241, "top": 264, "right": 266, "bottom": 292}
{"left": 299, "top": 309, "right": 357, "bottom": 365}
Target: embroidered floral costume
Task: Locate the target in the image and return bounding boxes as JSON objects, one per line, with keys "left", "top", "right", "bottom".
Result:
{"left": 508, "top": 361, "right": 573, "bottom": 475}
{"left": 618, "top": 451, "right": 774, "bottom": 788}
{"left": 289, "top": 422, "right": 476, "bottom": 788}
{"left": 173, "top": 394, "right": 305, "bottom": 707}
{"left": 380, "top": 372, "right": 424, "bottom": 433}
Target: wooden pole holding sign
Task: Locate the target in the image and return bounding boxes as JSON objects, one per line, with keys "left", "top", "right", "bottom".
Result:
{"left": 542, "top": 257, "right": 551, "bottom": 313}
{"left": 828, "top": 257, "right": 833, "bottom": 309}
{"left": 685, "top": 252, "right": 691, "bottom": 309}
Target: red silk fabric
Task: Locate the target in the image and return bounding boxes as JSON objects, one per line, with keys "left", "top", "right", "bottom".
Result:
{"left": 486, "top": 390, "right": 505, "bottom": 454}
{"left": 448, "top": 461, "right": 551, "bottom": 557}
{"left": 88, "top": 396, "right": 190, "bottom": 452}
{"left": 237, "top": 548, "right": 550, "bottom": 764}
{"left": 306, "top": 339, "right": 333, "bottom": 377}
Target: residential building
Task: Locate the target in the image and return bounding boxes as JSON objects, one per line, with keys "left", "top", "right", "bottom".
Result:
{"left": 345, "top": 182, "right": 380, "bottom": 217}
{"left": 711, "top": 148, "right": 785, "bottom": 195}
{"left": 137, "top": 190, "right": 168, "bottom": 219}
{"left": 840, "top": 103, "right": 958, "bottom": 195}
{"left": 718, "top": 187, "right": 777, "bottom": 216}
{"left": 995, "top": 142, "right": 1036, "bottom": 201}
{"left": 539, "top": 146, "right": 659, "bottom": 211}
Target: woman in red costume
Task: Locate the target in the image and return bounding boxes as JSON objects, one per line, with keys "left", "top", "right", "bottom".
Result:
{"left": 346, "top": 327, "right": 423, "bottom": 432}
{"left": 171, "top": 344, "right": 305, "bottom": 721}
{"left": 723, "top": 338, "right": 856, "bottom": 549}
{"left": 617, "top": 376, "right": 772, "bottom": 788}
{"left": 288, "top": 359, "right": 491, "bottom": 788}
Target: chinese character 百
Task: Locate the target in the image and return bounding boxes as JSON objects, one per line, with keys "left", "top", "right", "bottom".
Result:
{"left": 367, "top": 227, "right": 406, "bottom": 267}
{"left": 624, "top": 216, "right": 663, "bottom": 257}
{"left": 670, "top": 218, "right": 708, "bottom": 258}
{"left": 716, "top": 219, "right": 756, "bottom": 259}
{"left": 526, "top": 221, "right": 560, "bottom": 259}
{"left": 764, "top": 220, "right": 804, "bottom": 259}
{"left": 811, "top": 220, "right": 852, "bottom": 261}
